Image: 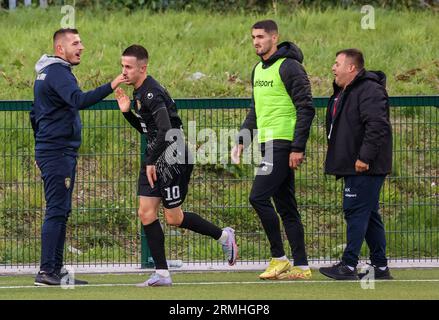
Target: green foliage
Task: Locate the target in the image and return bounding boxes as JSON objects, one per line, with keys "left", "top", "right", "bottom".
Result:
{"left": 63, "top": 0, "right": 291, "bottom": 12}
{"left": 39, "top": 0, "right": 439, "bottom": 11}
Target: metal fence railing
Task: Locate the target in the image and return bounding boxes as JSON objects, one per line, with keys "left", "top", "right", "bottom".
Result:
{"left": 5, "top": 1, "right": 47, "bottom": 10}
{"left": 0, "top": 96, "right": 438, "bottom": 269}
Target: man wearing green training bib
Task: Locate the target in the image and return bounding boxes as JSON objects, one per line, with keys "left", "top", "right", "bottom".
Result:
{"left": 232, "top": 20, "right": 315, "bottom": 280}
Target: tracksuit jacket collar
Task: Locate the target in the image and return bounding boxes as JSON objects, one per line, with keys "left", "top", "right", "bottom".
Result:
{"left": 261, "top": 41, "right": 304, "bottom": 68}
{"left": 35, "top": 54, "right": 71, "bottom": 74}
{"left": 332, "top": 69, "right": 387, "bottom": 94}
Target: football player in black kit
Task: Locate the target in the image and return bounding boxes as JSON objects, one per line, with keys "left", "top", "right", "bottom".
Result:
{"left": 115, "top": 45, "right": 238, "bottom": 287}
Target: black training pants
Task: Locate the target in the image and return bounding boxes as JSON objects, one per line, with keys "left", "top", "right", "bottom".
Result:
{"left": 249, "top": 140, "right": 308, "bottom": 265}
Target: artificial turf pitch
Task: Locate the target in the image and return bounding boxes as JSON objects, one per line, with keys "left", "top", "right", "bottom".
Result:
{"left": 0, "top": 269, "right": 438, "bottom": 300}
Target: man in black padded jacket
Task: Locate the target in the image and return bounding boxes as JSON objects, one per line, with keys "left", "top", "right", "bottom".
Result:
{"left": 319, "top": 49, "right": 393, "bottom": 281}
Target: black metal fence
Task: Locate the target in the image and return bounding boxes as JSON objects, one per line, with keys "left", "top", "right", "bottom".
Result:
{"left": 0, "top": 96, "right": 438, "bottom": 269}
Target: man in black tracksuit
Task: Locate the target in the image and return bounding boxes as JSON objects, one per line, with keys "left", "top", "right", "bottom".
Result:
{"left": 319, "top": 49, "right": 393, "bottom": 280}
{"left": 232, "top": 20, "right": 315, "bottom": 280}
{"left": 31, "top": 28, "right": 126, "bottom": 286}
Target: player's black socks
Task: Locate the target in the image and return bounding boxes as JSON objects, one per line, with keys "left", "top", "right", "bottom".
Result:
{"left": 143, "top": 219, "right": 168, "bottom": 270}
{"left": 180, "top": 211, "right": 222, "bottom": 240}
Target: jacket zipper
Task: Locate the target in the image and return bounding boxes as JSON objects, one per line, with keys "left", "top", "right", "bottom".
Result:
{"left": 328, "top": 91, "right": 343, "bottom": 140}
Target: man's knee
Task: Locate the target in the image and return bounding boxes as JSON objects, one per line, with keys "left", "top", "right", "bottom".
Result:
{"left": 138, "top": 207, "right": 158, "bottom": 225}
{"left": 164, "top": 207, "right": 184, "bottom": 226}
{"left": 43, "top": 212, "right": 67, "bottom": 225}
{"left": 44, "top": 205, "right": 70, "bottom": 220}
{"left": 249, "top": 193, "right": 264, "bottom": 208}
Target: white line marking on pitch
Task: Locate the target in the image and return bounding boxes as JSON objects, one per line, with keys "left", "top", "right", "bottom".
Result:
{"left": 0, "top": 279, "right": 439, "bottom": 289}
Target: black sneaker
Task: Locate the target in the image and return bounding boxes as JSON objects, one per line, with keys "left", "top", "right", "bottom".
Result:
{"left": 34, "top": 271, "right": 61, "bottom": 286}
{"left": 56, "top": 267, "right": 69, "bottom": 279}
{"left": 319, "top": 262, "right": 359, "bottom": 280}
{"left": 68, "top": 277, "right": 89, "bottom": 285}
{"left": 358, "top": 265, "right": 393, "bottom": 280}
{"left": 56, "top": 269, "right": 89, "bottom": 285}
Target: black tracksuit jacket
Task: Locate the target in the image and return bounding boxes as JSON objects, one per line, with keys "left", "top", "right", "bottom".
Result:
{"left": 325, "top": 69, "right": 392, "bottom": 176}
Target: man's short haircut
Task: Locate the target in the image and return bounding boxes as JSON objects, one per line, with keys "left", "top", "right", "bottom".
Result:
{"left": 336, "top": 48, "right": 365, "bottom": 70}
{"left": 252, "top": 20, "right": 278, "bottom": 34}
{"left": 53, "top": 28, "right": 79, "bottom": 44}
{"left": 122, "top": 45, "right": 149, "bottom": 62}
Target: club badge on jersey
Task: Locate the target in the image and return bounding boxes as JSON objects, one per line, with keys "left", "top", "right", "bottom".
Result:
{"left": 134, "top": 99, "right": 148, "bottom": 134}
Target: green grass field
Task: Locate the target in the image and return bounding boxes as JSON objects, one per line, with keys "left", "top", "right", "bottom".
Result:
{"left": 1, "top": 269, "right": 439, "bottom": 300}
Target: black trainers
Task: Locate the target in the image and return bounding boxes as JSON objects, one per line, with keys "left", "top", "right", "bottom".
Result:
{"left": 319, "top": 262, "right": 359, "bottom": 280}
{"left": 68, "top": 277, "right": 89, "bottom": 285}
{"left": 358, "top": 265, "right": 393, "bottom": 280}
{"left": 34, "top": 271, "right": 61, "bottom": 286}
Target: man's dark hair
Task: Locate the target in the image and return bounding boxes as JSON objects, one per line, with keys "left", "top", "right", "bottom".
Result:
{"left": 252, "top": 20, "right": 278, "bottom": 34}
{"left": 122, "top": 45, "right": 149, "bottom": 62}
{"left": 53, "top": 28, "right": 79, "bottom": 43}
{"left": 336, "top": 48, "right": 365, "bottom": 70}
